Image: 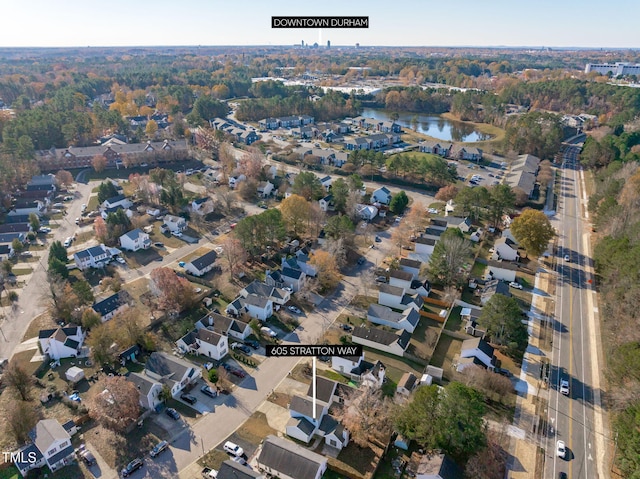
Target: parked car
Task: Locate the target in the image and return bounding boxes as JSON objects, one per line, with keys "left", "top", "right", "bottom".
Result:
{"left": 150, "top": 440, "right": 169, "bottom": 458}
{"left": 115, "top": 256, "right": 126, "bottom": 264}
{"left": 180, "top": 393, "right": 198, "bottom": 405}
{"left": 357, "top": 257, "right": 365, "bottom": 265}
{"left": 165, "top": 408, "right": 180, "bottom": 420}
{"left": 564, "top": 254, "right": 570, "bottom": 262}
{"left": 318, "top": 355, "right": 331, "bottom": 363}
{"left": 178, "top": 261, "right": 186, "bottom": 267}
{"left": 121, "top": 458, "right": 144, "bottom": 477}
{"left": 153, "top": 242, "right": 164, "bottom": 248}
{"left": 231, "top": 342, "right": 251, "bottom": 354}
{"left": 81, "top": 203, "right": 87, "bottom": 211}
{"left": 375, "top": 235, "right": 382, "bottom": 242}
{"left": 556, "top": 440, "right": 566, "bottom": 458}
{"left": 204, "top": 362, "right": 214, "bottom": 371}
{"left": 77, "top": 446, "right": 96, "bottom": 466}
{"left": 560, "top": 379, "right": 570, "bottom": 396}
{"left": 245, "top": 339, "right": 260, "bottom": 350}
{"left": 341, "top": 324, "right": 353, "bottom": 332}
{"left": 64, "top": 237, "right": 73, "bottom": 247}
{"left": 230, "top": 369, "right": 246, "bottom": 379}
{"left": 38, "top": 227, "right": 51, "bottom": 233}
{"left": 172, "top": 231, "right": 183, "bottom": 238}
{"left": 375, "top": 276, "right": 387, "bottom": 283}
{"left": 201, "top": 385, "right": 218, "bottom": 398}
{"left": 288, "top": 305, "right": 302, "bottom": 314}
{"left": 509, "top": 281, "right": 523, "bottom": 290}
{"left": 261, "top": 326, "right": 277, "bottom": 338}
{"left": 223, "top": 441, "right": 244, "bottom": 457}
{"left": 232, "top": 456, "right": 248, "bottom": 466}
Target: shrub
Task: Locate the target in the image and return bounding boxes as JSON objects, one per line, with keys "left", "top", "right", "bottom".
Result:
{"left": 208, "top": 369, "right": 218, "bottom": 383}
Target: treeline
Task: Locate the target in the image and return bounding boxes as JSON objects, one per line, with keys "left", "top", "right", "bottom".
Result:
{"left": 589, "top": 161, "right": 640, "bottom": 477}
{"left": 580, "top": 128, "right": 640, "bottom": 168}
{"left": 370, "top": 86, "right": 452, "bottom": 114}
{"left": 503, "top": 111, "right": 564, "bottom": 159}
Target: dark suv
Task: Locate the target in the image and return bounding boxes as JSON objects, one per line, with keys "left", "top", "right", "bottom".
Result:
{"left": 121, "top": 458, "right": 143, "bottom": 477}
{"left": 180, "top": 393, "right": 198, "bottom": 405}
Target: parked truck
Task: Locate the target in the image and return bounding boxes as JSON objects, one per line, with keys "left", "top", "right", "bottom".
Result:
{"left": 201, "top": 467, "right": 217, "bottom": 478}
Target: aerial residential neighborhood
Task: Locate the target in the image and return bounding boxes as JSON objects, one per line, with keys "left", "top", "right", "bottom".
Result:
{"left": 0, "top": 7, "right": 636, "bottom": 479}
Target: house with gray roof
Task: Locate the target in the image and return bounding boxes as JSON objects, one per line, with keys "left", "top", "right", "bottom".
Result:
{"left": 240, "top": 280, "right": 290, "bottom": 305}
{"left": 176, "top": 327, "right": 228, "bottom": 361}
{"left": 216, "top": 460, "right": 264, "bottom": 478}
{"left": 92, "top": 291, "right": 129, "bottom": 322}
{"left": 480, "top": 279, "right": 512, "bottom": 305}
{"left": 184, "top": 249, "right": 218, "bottom": 277}
{"left": 280, "top": 266, "right": 306, "bottom": 292}
{"left": 505, "top": 154, "right": 541, "bottom": 199}
{"left": 197, "top": 312, "right": 252, "bottom": 341}
{"left": 408, "top": 452, "right": 463, "bottom": 479}
{"left": 119, "top": 228, "right": 151, "bottom": 252}
{"left": 38, "top": 326, "right": 85, "bottom": 361}
{"left": 458, "top": 337, "right": 497, "bottom": 372}
{"left": 73, "top": 244, "right": 111, "bottom": 270}
{"left": 367, "top": 304, "right": 420, "bottom": 334}
{"left": 144, "top": 352, "right": 202, "bottom": 397}
{"left": 13, "top": 419, "right": 75, "bottom": 477}
{"left": 372, "top": 186, "right": 392, "bottom": 205}
{"left": 258, "top": 435, "right": 328, "bottom": 479}
{"left": 126, "top": 372, "right": 164, "bottom": 410}
{"left": 226, "top": 294, "right": 273, "bottom": 321}
{"left": 352, "top": 326, "right": 411, "bottom": 357}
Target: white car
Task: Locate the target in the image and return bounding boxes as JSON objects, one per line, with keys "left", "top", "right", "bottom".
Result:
{"left": 261, "top": 326, "right": 277, "bottom": 338}
{"left": 81, "top": 203, "right": 86, "bottom": 211}
{"left": 288, "top": 306, "right": 302, "bottom": 314}
{"left": 509, "top": 281, "right": 523, "bottom": 290}
{"left": 64, "top": 237, "right": 73, "bottom": 247}
{"left": 223, "top": 441, "right": 244, "bottom": 457}
{"left": 560, "top": 379, "right": 570, "bottom": 396}
{"left": 115, "top": 256, "right": 126, "bottom": 264}
{"left": 172, "top": 231, "right": 183, "bottom": 238}
{"left": 556, "top": 440, "right": 566, "bottom": 458}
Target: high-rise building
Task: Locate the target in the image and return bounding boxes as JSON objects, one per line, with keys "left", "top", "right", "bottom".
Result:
{"left": 327, "top": 40, "right": 331, "bottom": 49}
{"left": 355, "top": 43, "right": 360, "bottom": 49}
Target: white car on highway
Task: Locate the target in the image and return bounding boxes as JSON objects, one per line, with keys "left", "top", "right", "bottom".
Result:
{"left": 560, "top": 379, "right": 570, "bottom": 396}
{"left": 556, "top": 440, "right": 566, "bottom": 458}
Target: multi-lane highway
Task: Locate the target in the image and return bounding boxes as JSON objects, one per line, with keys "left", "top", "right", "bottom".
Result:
{"left": 545, "top": 145, "right": 606, "bottom": 479}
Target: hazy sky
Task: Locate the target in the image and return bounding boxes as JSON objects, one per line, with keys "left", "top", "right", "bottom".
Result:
{"left": 0, "top": 0, "right": 637, "bottom": 48}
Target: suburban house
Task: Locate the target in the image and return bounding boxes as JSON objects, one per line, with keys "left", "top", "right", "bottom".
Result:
{"left": 501, "top": 228, "right": 519, "bottom": 245}
{"left": 450, "top": 145, "right": 483, "bottom": 161}
{"left": 196, "top": 312, "right": 252, "bottom": 341}
{"left": 319, "top": 175, "right": 333, "bottom": 191}
{"left": 461, "top": 307, "right": 486, "bottom": 338}
{"left": 240, "top": 280, "right": 291, "bottom": 306}
{"left": 226, "top": 294, "right": 273, "bottom": 321}
{"left": 184, "top": 249, "right": 218, "bottom": 277}
{"left": 356, "top": 203, "right": 379, "bottom": 221}
{"left": 343, "top": 137, "right": 370, "bottom": 151}
{"left": 13, "top": 419, "right": 76, "bottom": 477}
{"left": 400, "top": 258, "right": 422, "bottom": 280}
{"left": 257, "top": 435, "right": 328, "bottom": 479}
{"left": 491, "top": 237, "right": 519, "bottom": 261}
{"left": 352, "top": 326, "right": 411, "bottom": 357}
{"left": 258, "top": 118, "right": 279, "bottom": 130}
{"left": 284, "top": 253, "right": 318, "bottom": 278}
{"left": 419, "top": 141, "right": 452, "bottom": 157}
{"left": 367, "top": 304, "right": 420, "bottom": 334}
{"left": 432, "top": 216, "right": 472, "bottom": 233}
{"left": 73, "top": 245, "right": 112, "bottom": 270}
{"left": 486, "top": 259, "right": 519, "bottom": 282}
{"left": 216, "top": 460, "right": 264, "bottom": 479}
{"left": 372, "top": 186, "right": 392, "bottom": 205}
{"left": 257, "top": 181, "right": 275, "bottom": 198}
{"left": 100, "top": 205, "right": 133, "bottom": 220}
{"left": 0, "top": 244, "right": 13, "bottom": 261}
{"left": 388, "top": 269, "right": 415, "bottom": 291}
{"left": 144, "top": 352, "right": 202, "bottom": 398}
{"left": 407, "top": 452, "right": 462, "bottom": 479}
{"left": 480, "top": 279, "right": 512, "bottom": 305}
{"left": 286, "top": 377, "right": 350, "bottom": 450}
{"left": 102, "top": 194, "right": 132, "bottom": 210}
{"left": 396, "top": 372, "right": 418, "bottom": 396}
{"left": 91, "top": 291, "right": 129, "bottom": 322}
{"left": 191, "top": 197, "right": 214, "bottom": 216}
{"left": 0, "top": 231, "right": 27, "bottom": 244}
{"left": 126, "top": 372, "right": 164, "bottom": 411}
{"left": 415, "top": 236, "right": 437, "bottom": 257}
{"left": 0, "top": 223, "right": 31, "bottom": 235}
{"left": 119, "top": 228, "right": 151, "bottom": 252}
{"left": 176, "top": 327, "right": 229, "bottom": 360}
{"left": 228, "top": 174, "right": 246, "bottom": 189}
{"left": 319, "top": 194, "right": 335, "bottom": 212}
{"left": 331, "top": 353, "right": 386, "bottom": 388}
{"left": 378, "top": 284, "right": 424, "bottom": 312}
{"left": 163, "top": 215, "right": 187, "bottom": 233}
{"left": 457, "top": 337, "right": 497, "bottom": 372}
{"left": 280, "top": 267, "right": 306, "bottom": 292}
{"left": 38, "top": 326, "right": 86, "bottom": 360}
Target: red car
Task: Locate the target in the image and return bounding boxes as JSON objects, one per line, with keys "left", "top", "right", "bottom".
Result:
{"left": 231, "top": 369, "right": 246, "bottom": 378}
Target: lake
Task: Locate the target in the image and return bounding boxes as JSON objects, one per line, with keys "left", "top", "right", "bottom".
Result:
{"left": 360, "top": 108, "right": 492, "bottom": 142}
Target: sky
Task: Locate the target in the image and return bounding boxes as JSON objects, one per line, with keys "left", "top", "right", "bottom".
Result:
{"left": 0, "top": 0, "right": 638, "bottom": 49}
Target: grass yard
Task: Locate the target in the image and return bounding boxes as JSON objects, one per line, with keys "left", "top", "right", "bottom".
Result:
{"left": 149, "top": 227, "right": 185, "bottom": 249}
{"left": 470, "top": 260, "right": 487, "bottom": 278}
{"left": 198, "top": 448, "right": 229, "bottom": 471}
{"left": 234, "top": 411, "right": 278, "bottom": 446}
{"left": 86, "top": 422, "right": 161, "bottom": 469}
{"left": 350, "top": 295, "right": 378, "bottom": 311}
{"left": 445, "top": 307, "right": 464, "bottom": 333}
{"left": 11, "top": 267, "right": 33, "bottom": 276}
{"left": 179, "top": 246, "right": 216, "bottom": 264}
{"left": 409, "top": 317, "right": 441, "bottom": 361}
{"left": 325, "top": 441, "right": 383, "bottom": 479}
{"left": 0, "top": 466, "right": 20, "bottom": 479}
{"left": 86, "top": 195, "right": 99, "bottom": 212}
{"left": 429, "top": 334, "right": 463, "bottom": 380}
{"left": 124, "top": 247, "right": 164, "bottom": 268}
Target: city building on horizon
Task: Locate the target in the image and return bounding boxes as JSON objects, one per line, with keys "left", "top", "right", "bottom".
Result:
{"left": 585, "top": 62, "right": 640, "bottom": 77}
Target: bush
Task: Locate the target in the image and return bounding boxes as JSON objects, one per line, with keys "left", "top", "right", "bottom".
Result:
{"left": 208, "top": 368, "right": 218, "bottom": 383}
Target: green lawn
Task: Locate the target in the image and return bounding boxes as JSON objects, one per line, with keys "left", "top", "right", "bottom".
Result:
{"left": 445, "top": 307, "right": 464, "bottom": 333}
{"left": 11, "top": 267, "right": 33, "bottom": 276}
{"left": 429, "top": 334, "right": 463, "bottom": 380}
{"left": 470, "top": 260, "right": 487, "bottom": 278}
{"left": 0, "top": 466, "right": 20, "bottom": 479}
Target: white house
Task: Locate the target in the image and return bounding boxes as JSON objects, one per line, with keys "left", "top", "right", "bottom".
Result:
{"left": 501, "top": 228, "right": 519, "bottom": 245}
{"left": 319, "top": 175, "right": 332, "bottom": 191}
{"left": 396, "top": 372, "right": 418, "bottom": 396}
{"left": 73, "top": 245, "right": 111, "bottom": 270}
{"left": 457, "top": 337, "right": 496, "bottom": 372}
{"left": 486, "top": 259, "right": 518, "bottom": 282}
{"left": 257, "top": 181, "right": 274, "bottom": 198}
{"left": 318, "top": 194, "right": 334, "bottom": 212}
{"left": 415, "top": 237, "right": 437, "bottom": 257}
{"left": 191, "top": 197, "right": 214, "bottom": 216}
{"left": 163, "top": 215, "right": 187, "bottom": 233}
{"left": 367, "top": 304, "right": 420, "bottom": 334}
{"left": 372, "top": 186, "right": 392, "bottom": 205}
{"left": 351, "top": 326, "right": 411, "bottom": 357}
{"left": 119, "top": 228, "right": 151, "bottom": 252}
{"left": 13, "top": 419, "right": 75, "bottom": 477}
{"left": 399, "top": 258, "right": 422, "bottom": 280}
{"left": 144, "top": 352, "right": 202, "bottom": 398}
{"left": 126, "top": 372, "right": 164, "bottom": 411}
{"left": 197, "top": 313, "right": 252, "bottom": 341}
{"left": 432, "top": 215, "right": 472, "bottom": 233}
{"left": 228, "top": 174, "right": 246, "bottom": 189}
{"left": 92, "top": 291, "right": 129, "bottom": 322}
{"left": 226, "top": 294, "right": 273, "bottom": 321}
{"left": 388, "top": 269, "right": 414, "bottom": 291}
{"left": 102, "top": 194, "right": 132, "bottom": 210}
{"left": 283, "top": 255, "right": 317, "bottom": 278}
{"left": 38, "top": 326, "right": 86, "bottom": 360}
{"left": 331, "top": 354, "right": 386, "bottom": 389}
{"left": 257, "top": 435, "right": 328, "bottom": 479}
{"left": 492, "top": 237, "right": 519, "bottom": 261}
{"left": 240, "top": 280, "right": 291, "bottom": 306}
{"left": 176, "top": 328, "right": 229, "bottom": 361}
{"left": 280, "top": 267, "right": 306, "bottom": 292}
{"left": 184, "top": 249, "right": 218, "bottom": 277}
{"left": 378, "top": 284, "right": 424, "bottom": 312}
{"left": 356, "top": 203, "right": 379, "bottom": 221}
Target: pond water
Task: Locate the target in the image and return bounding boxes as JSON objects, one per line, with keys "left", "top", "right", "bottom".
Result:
{"left": 360, "top": 108, "right": 492, "bottom": 142}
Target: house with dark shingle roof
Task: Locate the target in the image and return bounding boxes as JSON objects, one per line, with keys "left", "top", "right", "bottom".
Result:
{"left": 458, "top": 337, "right": 497, "bottom": 372}
{"left": 257, "top": 435, "right": 328, "bottom": 479}
{"left": 408, "top": 452, "right": 463, "bottom": 479}
{"left": 367, "top": 304, "right": 420, "bottom": 334}
{"left": 352, "top": 326, "right": 411, "bottom": 357}
{"left": 331, "top": 353, "right": 386, "bottom": 388}
{"left": 38, "top": 326, "right": 85, "bottom": 360}
{"left": 396, "top": 372, "right": 418, "bottom": 396}
{"left": 144, "top": 352, "right": 202, "bottom": 397}
{"left": 13, "top": 419, "right": 75, "bottom": 477}
{"left": 119, "top": 228, "right": 151, "bottom": 252}
{"left": 102, "top": 194, "right": 132, "bottom": 210}
{"left": 176, "top": 327, "right": 228, "bottom": 360}
{"left": 197, "top": 312, "right": 252, "bottom": 341}
{"left": 240, "top": 280, "right": 290, "bottom": 306}
{"left": 184, "top": 249, "right": 217, "bottom": 277}
{"left": 126, "top": 371, "right": 164, "bottom": 410}
{"left": 280, "top": 266, "right": 306, "bottom": 292}
{"left": 226, "top": 294, "right": 273, "bottom": 321}
{"left": 92, "top": 291, "right": 129, "bottom": 322}
{"left": 216, "top": 459, "right": 264, "bottom": 478}
{"left": 73, "top": 244, "right": 111, "bottom": 270}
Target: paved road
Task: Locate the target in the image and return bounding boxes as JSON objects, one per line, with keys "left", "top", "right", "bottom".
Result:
{"left": 545, "top": 146, "right": 606, "bottom": 479}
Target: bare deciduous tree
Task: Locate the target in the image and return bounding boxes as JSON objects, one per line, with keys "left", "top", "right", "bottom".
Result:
{"left": 89, "top": 376, "right": 141, "bottom": 433}
{"left": 7, "top": 400, "right": 40, "bottom": 444}
{"left": 335, "top": 385, "right": 395, "bottom": 447}
{"left": 4, "top": 361, "right": 33, "bottom": 401}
